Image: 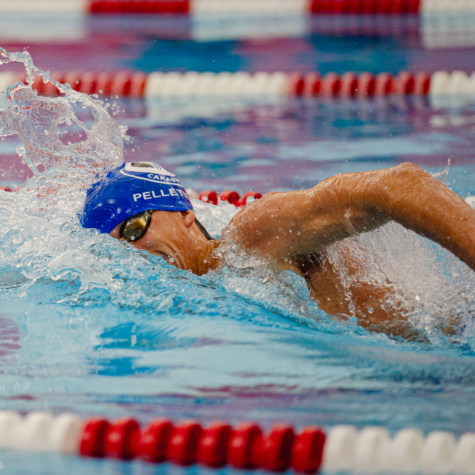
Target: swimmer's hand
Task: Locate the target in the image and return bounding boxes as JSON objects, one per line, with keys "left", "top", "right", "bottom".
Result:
{"left": 227, "top": 162, "right": 475, "bottom": 273}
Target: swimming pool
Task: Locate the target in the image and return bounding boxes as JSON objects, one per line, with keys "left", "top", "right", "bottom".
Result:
{"left": 1, "top": 10, "right": 475, "bottom": 475}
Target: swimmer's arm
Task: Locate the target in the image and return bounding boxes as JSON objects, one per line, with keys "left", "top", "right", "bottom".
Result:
{"left": 230, "top": 163, "right": 475, "bottom": 271}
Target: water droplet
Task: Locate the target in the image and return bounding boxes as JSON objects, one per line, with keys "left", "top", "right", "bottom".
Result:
{"left": 289, "top": 229, "right": 292, "bottom": 233}
{"left": 169, "top": 257, "right": 174, "bottom": 263}
{"left": 43, "top": 130, "right": 48, "bottom": 135}
{"left": 247, "top": 196, "right": 255, "bottom": 204}
{"left": 368, "top": 308, "right": 374, "bottom": 314}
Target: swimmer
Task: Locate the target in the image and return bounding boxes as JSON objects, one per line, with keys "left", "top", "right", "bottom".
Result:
{"left": 81, "top": 161, "right": 475, "bottom": 336}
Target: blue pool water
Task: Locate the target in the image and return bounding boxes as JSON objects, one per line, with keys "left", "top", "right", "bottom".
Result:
{"left": 1, "top": 14, "right": 475, "bottom": 475}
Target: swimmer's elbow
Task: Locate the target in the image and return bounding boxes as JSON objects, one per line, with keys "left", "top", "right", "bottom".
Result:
{"left": 392, "top": 162, "right": 425, "bottom": 176}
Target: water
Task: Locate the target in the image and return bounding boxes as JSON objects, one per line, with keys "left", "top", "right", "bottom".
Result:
{"left": 1, "top": 48, "right": 475, "bottom": 474}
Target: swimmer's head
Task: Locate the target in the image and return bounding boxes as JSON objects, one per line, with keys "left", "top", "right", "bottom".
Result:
{"left": 80, "top": 162, "right": 216, "bottom": 272}
{"left": 80, "top": 162, "right": 194, "bottom": 234}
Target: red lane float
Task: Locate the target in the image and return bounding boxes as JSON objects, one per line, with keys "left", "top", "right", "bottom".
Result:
{"left": 414, "top": 72, "right": 431, "bottom": 95}
{"left": 304, "top": 73, "right": 322, "bottom": 97}
{"left": 96, "top": 72, "right": 113, "bottom": 96}
{"left": 79, "top": 72, "right": 97, "bottom": 95}
{"left": 239, "top": 191, "right": 263, "bottom": 207}
{"left": 394, "top": 71, "right": 415, "bottom": 95}
{"left": 375, "top": 73, "right": 394, "bottom": 96}
{"left": 138, "top": 418, "right": 173, "bottom": 463}
{"left": 104, "top": 418, "right": 140, "bottom": 460}
{"left": 228, "top": 423, "right": 263, "bottom": 469}
{"left": 321, "top": 73, "right": 341, "bottom": 97}
{"left": 291, "top": 427, "right": 326, "bottom": 474}
{"left": 168, "top": 421, "right": 203, "bottom": 466}
{"left": 260, "top": 425, "right": 295, "bottom": 472}
{"left": 196, "top": 422, "right": 232, "bottom": 468}
{"left": 198, "top": 190, "right": 219, "bottom": 205}
{"left": 309, "top": 0, "right": 420, "bottom": 14}
{"left": 219, "top": 190, "right": 241, "bottom": 206}
{"left": 289, "top": 73, "right": 305, "bottom": 97}
{"left": 340, "top": 72, "right": 358, "bottom": 98}
{"left": 89, "top": 0, "right": 190, "bottom": 14}
{"left": 79, "top": 418, "right": 111, "bottom": 458}
{"left": 358, "top": 73, "right": 376, "bottom": 97}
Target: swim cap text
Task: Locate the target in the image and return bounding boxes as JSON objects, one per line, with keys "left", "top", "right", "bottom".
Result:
{"left": 133, "top": 189, "right": 188, "bottom": 202}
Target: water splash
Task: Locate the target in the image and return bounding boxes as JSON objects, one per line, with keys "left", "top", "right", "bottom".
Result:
{"left": 324, "top": 221, "right": 475, "bottom": 348}
{"left": 0, "top": 48, "right": 123, "bottom": 184}
{"left": 0, "top": 49, "right": 126, "bottom": 300}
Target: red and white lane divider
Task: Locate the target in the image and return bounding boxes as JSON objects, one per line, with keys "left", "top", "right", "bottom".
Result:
{"left": 4, "top": 69, "right": 475, "bottom": 103}
{"left": 0, "top": 0, "right": 475, "bottom": 15}
{"left": 0, "top": 71, "right": 438, "bottom": 99}
{"left": 6, "top": 70, "right": 475, "bottom": 99}
{"left": 0, "top": 412, "right": 473, "bottom": 474}
{"left": 192, "top": 189, "right": 263, "bottom": 207}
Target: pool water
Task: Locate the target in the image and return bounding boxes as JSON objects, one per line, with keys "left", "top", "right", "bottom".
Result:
{"left": 1, "top": 14, "right": 475, "bottom": 475}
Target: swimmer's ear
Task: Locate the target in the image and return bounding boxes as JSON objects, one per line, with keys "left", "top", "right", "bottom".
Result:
{"left": 180, "top": 210, "right": 195, "bottom": 228}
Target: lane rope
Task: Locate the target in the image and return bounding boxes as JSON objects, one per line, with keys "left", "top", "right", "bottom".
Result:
{"left": 11, "top": 69, "right": 475, "bottom": 98}
{"left": 0, "top": 411, "right": 473, "bottom": 474}
{"left": 0, "top": 0, "right": 450, "bottom": 15}
{"left": 1, "top": 0, "right": 475, "bottom": 15}
{"left": 0, "top": 70, "right": 451, "bottom": 98}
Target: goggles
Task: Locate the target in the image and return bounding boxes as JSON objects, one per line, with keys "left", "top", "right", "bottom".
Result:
{"left": 120, "top": 210, "right": 155, "bottom": 242}
{"left": 119, "top": 210, "right": 215, "bottom": 244}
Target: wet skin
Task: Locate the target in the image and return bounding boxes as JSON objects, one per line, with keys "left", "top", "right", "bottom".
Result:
{"left": 110, "top": 163, "right": 475, "bottom": 336}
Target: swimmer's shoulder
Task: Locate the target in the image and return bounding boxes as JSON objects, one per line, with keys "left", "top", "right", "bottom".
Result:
{"left": 222, "top": 191, "right": 294, "bottom": 254}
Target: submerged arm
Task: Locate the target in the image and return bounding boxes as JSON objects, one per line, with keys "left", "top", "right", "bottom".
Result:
{"left": 229, "top": 163, "right": 475, "bottom": 271}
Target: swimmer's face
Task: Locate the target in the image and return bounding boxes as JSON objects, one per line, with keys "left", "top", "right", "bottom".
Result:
{"left": 110, "top": 209, "right": 200, "bottom": 271}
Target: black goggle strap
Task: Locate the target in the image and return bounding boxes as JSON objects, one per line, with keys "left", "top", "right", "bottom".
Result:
{"left": 120, "top": 210, "right": 155, "bottom": 242}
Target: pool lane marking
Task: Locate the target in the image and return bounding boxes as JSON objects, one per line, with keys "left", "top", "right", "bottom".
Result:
{"left": 1, "top": 70, "right": 436, "bottom": 98}
{"left": 0, "top": 411, "right": 474, "bottom": 474}
{"left": 5, "top": 69, "right": 475, "bottom": 100}
{"left": 1, "top": 0, "right": 475, "bottom": 15}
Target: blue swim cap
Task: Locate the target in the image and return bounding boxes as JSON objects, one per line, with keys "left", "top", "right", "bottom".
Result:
{"left": 80, "top": 162, "right": 193, "bottom": 233}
